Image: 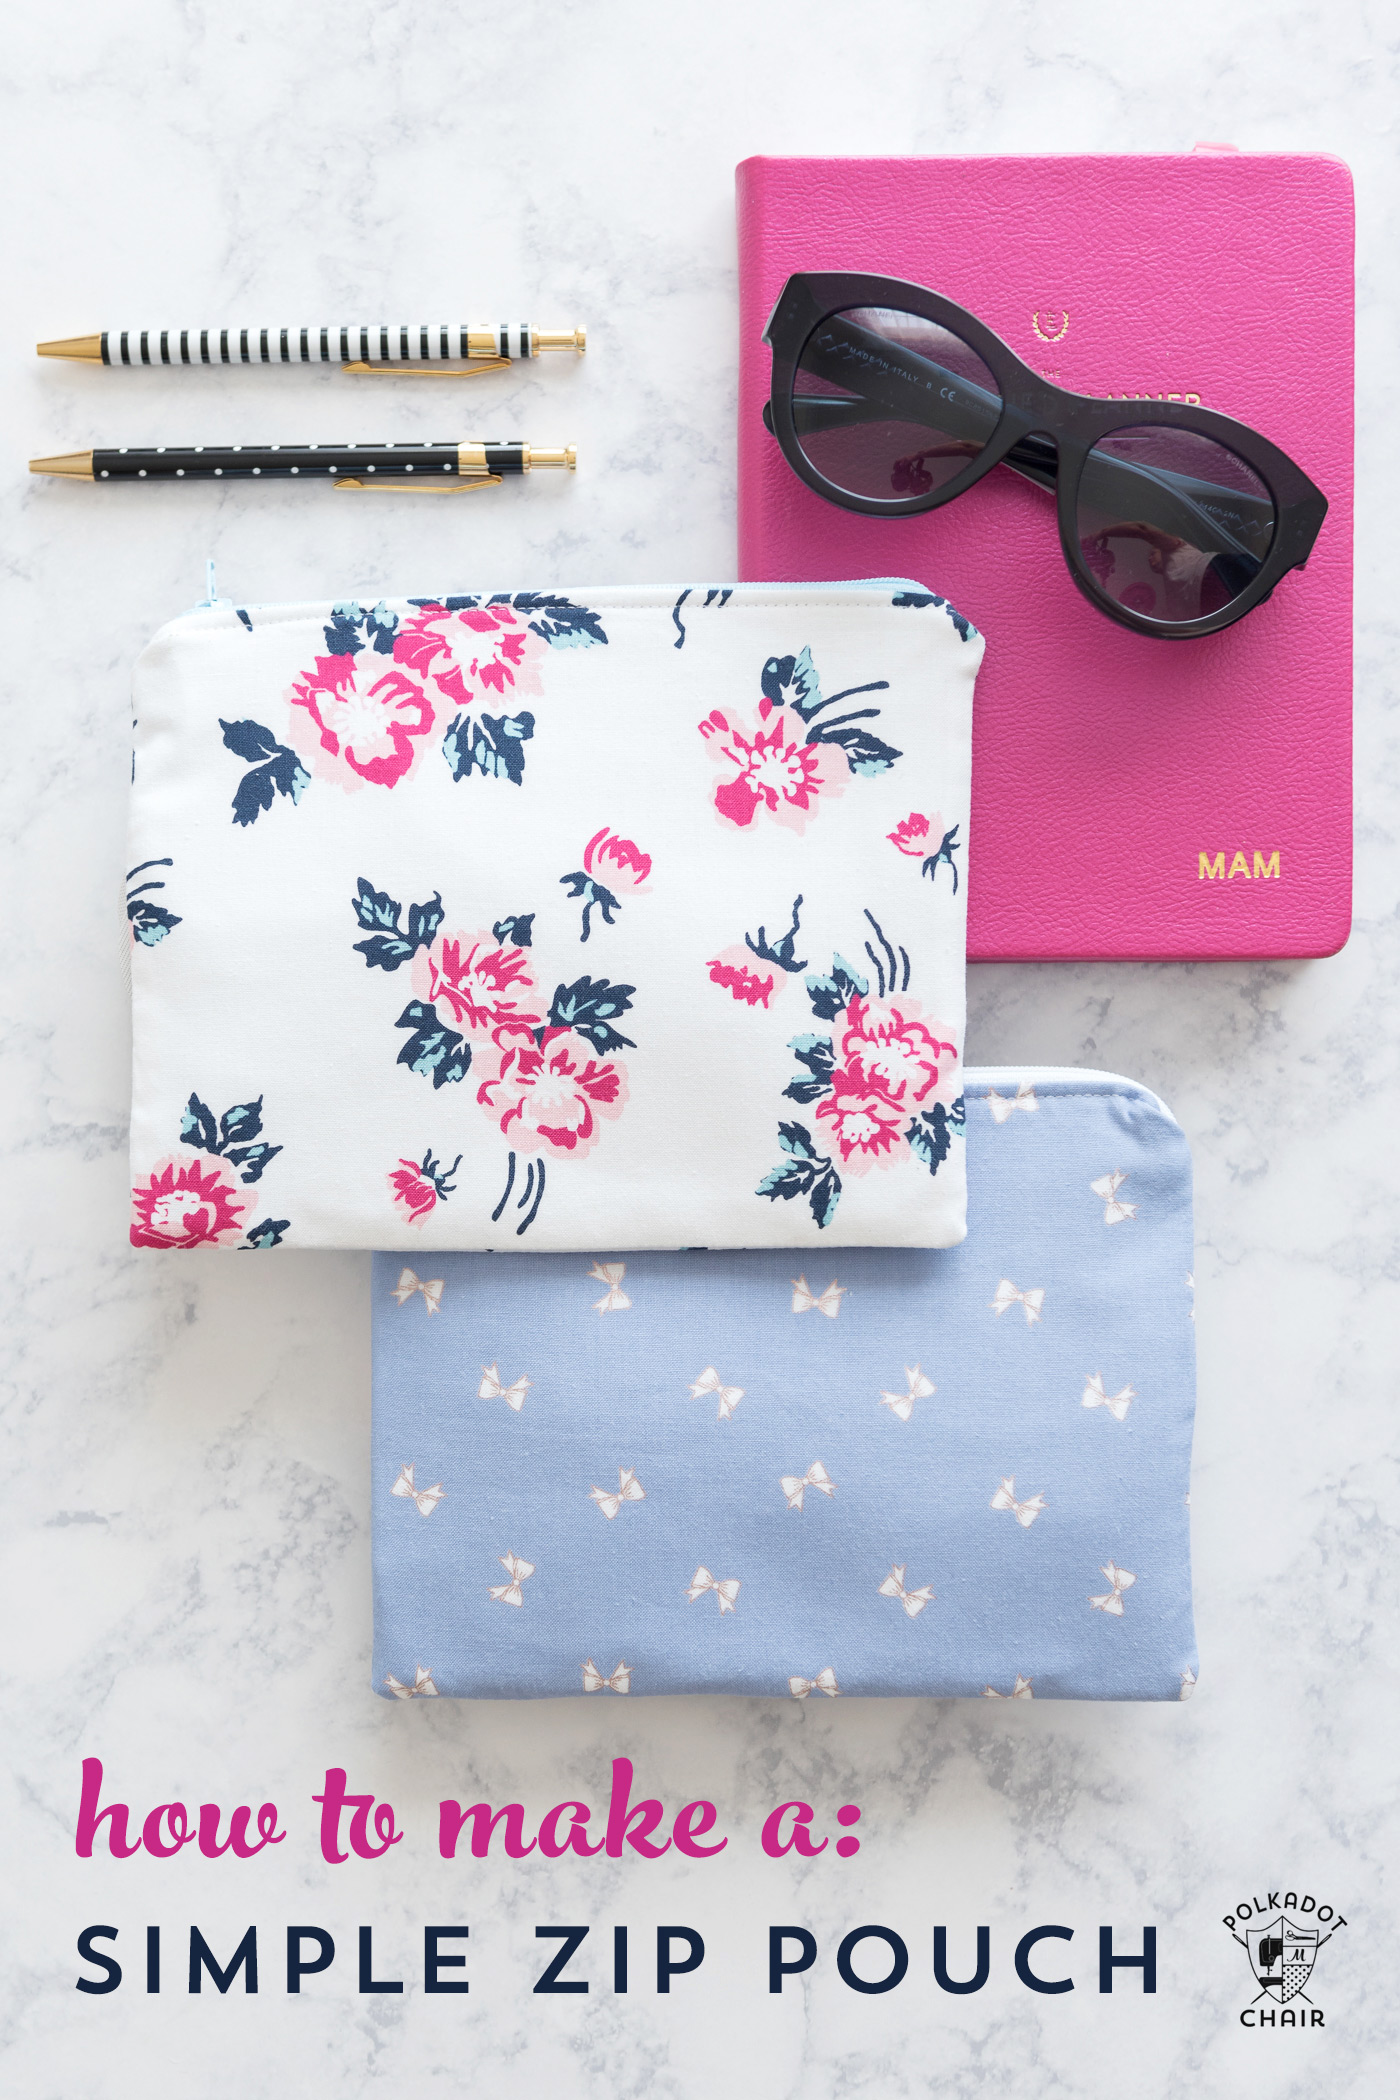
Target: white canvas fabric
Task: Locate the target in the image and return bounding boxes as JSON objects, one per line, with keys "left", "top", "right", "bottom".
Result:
{"left": 127, "top": 581, "right": 979, "bottom": 1252}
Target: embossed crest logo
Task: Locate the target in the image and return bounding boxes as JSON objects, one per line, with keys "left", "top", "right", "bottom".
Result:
{"left": 1031, "top": 309, "right": 1070, "bottom": 343}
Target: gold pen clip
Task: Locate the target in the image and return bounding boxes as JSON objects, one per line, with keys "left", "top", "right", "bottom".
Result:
{"left": 342, "top": 325, "right": 584, "bottom": 376}
{"left": 342, "top": 359, "right": 513, "bottom": 380}
{"left": 333, "top": 475, "right": 505, "bottom": 494}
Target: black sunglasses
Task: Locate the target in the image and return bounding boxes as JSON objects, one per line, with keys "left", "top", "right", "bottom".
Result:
{"left": 762, "top": 272, "right": 1328, "bottom": 639}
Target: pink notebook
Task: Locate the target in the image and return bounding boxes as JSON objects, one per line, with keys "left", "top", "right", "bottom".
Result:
{"left": 737, "top": 152, "right": 1354, "bottom": 961}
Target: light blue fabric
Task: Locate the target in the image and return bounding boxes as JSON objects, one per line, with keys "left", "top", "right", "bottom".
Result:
{"left": 371, "top": 1072, "right": 1197, "bottom": 1701}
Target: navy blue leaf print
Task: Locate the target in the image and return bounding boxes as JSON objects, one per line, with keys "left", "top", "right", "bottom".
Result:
{"left": 756, "top": 1120, "right": 842, "bottom": 1226}
{"left": 761, "top": 646, "right": 825, "bottom": 720}
{"left": 744, "top": 895, "right": 807, "bottom": 974}
{"left": 323, "top": 603, "right": 364, "bottom": 656}
{"left": 891, "top": 587, "right": 975, "bottom": 643}
{"left": 351, "top": 881, "right": 440, "bottom": 969}
{"left": 219, "top": 1099, "right": 264, "bottom": 1147}
{"left": 442, "top": 709, "right": 535, "bottom": 784}
{"left": 394, "top": 1001, "right": 471, "bottom": 1087}
{"left": 181, "top": 1092, "right": 220, "bottom": 1154}
{"left": 179, "top": 1093, "right": 282, "bottom": 1181}
{"left": 805, "top": 954, "right": 869, "bottom": 1021}
{"left": 353, "top": 878, "right": 402, "bottom": 933}
{"left": 783, "top": 1034, "right": 836, "bottom": 1105}
{"left": 366, "top": 600, "right": 398, "bottom": 653}
{"left": 221, "top": 718, "right": 309, "bottom": 828}
{"left": 509, "top": 593, "right": 609, "bottom": 647}
{"left": 243, "top": 1217, "right": 290, "bottom": 1249}
{"left": 235, "top": 608, "right": 253, "bottom": 632}
{"left": 546, "top": 976, "right": 637, "bottom": 1055}
{"left": 906, "top": 1096, "right": 966, "bottom": 1175}
{"left": 356, "top": 935, "right": 416, "bottom": 970}
{"left": 559, "top": 870, "right": 621, "bottom": 942}
{"left": 128, "top": 898, "right": 181, "bottom": 944}
{"left": 809, "top": 721, "right": 903, "bottom": 776}
{"left": 407, "top": 893, "right": 445, "bottom": 950}
{"left": 922, "top": 823, "right": 962, "bottom": 893}
{"left": 493, "top": 914, "right": 535, "bottom": 947}
{"left": 222, "top": 1141, "right": 282, "bottom": 1185}
{"left": 220, "top": 719, "right": 285, "bottom": 764}
{"left": 126, "top": 859, "right": 181, "bottom": 945}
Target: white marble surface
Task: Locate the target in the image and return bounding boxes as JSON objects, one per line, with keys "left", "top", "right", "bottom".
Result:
{"left": 2, "top": 2, "right": 1397, "bottom": 2092}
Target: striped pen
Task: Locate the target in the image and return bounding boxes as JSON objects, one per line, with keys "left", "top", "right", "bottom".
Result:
{"left": 37, "top": 322, "right": 586, "bottom": 376}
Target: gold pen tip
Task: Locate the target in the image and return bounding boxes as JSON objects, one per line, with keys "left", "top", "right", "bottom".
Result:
{"left": 29, "top": 450, "right": 95, "bottom": 479}
{"left": 36, "top": 335, "right": 104, "bottom": 362}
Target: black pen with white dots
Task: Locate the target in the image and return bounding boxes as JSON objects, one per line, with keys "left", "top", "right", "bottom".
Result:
{"left": 28, "top": 440, "right": 577, "bottom": 493}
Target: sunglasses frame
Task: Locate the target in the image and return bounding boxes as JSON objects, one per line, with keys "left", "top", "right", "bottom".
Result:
{"left": 762, "top": 271, "right": 1329, "bottom": 640}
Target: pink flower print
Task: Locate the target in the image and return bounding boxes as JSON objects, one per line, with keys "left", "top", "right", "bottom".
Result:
{"left": 888, "top": 811, "right": 938, "bottom": 856}
{"left": 562, "top": 829, "right": 653, "bottom": 942}
{"left": 890, "top": 811, "right": 962, "bottom": 892}
{"left": 411, "top": 932, "right": 542, "bottom": 1044}
{"left": 706, "top": 945, "right": 780, "bottom": 1008}
{"left": 477, "top": 1034, "right": 628, "bottom": 1157}
{"left": 584, "top": 828, "right": 651, "bottom": 892}
{"left": 840, "top": 995, "right": 959, "bottom": 1110}
{"left": 130, "top": 1155, "right": 253, "bottom": 1250}
{"left": 288, "top": 655, "right": 436, "bottom": 791}
{"left": 813, "top": 1059, "right": 908, "bottom": 1175}
{"left": 393, "top": 601, "right": 548, "bottom": 710}
{"left": 388, "top": 1148, "right": 462, "bottom": 1227}
{"left": 698, "top": 709, "right": 844, "bottom": 832}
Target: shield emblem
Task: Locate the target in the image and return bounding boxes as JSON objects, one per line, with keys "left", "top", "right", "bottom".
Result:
{"left": 1248, "top": 1917, "right": 1319, "bottom": 2001}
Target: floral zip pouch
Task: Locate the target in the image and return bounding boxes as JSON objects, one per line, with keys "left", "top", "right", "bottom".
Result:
{"left": 127, "top": 581, "right": 980, "bottom": 1251}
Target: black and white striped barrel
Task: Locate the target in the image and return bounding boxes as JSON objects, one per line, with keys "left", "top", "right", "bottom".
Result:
{"left": 101, "top": 325, "right": 542, "bottom": 365}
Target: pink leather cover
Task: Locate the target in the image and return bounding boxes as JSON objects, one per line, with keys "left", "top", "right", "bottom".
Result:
{"left": 736, "top": 153, "right": 1354, "bottom": 960}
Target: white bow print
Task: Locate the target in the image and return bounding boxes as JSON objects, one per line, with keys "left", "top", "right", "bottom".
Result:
{"left": 789, "top": 1667, "right": 840, "bottom": 1699}
{"left": 982, "top": 1674, "right": 1034, "bottom": 1699}
{"left": 393, "top": 1266, "right": 444, "bottom": 1313}
{"left": 690, "top": 1365, "right": 745, "bottom": 1420}
{"left": 589, "top": 1466, "right": 645, "bottom": 1520}
{"left": 880, "top": 1364, "right": 935, "bottom": 1422}
{"left": 991, "top": 1278, "right": 1045, "bottom": 1323}
{"left": 384, "top": 1666, "right": 438, "bottom": 1699}
{"left": 878, "top": 1563, "right": 935, "bottom": 1618}
{"left": 1082, "top": 1371, "right": 1135, "bottom": 1421}
{"left": 988, "top": 1082, "right": 1038, "bottom": 1124}
{"left": 489, "top": 1550, "right": 536, "bottom": 1606}
{"left": 991, "top": 1476, "right": 1047, "bottom": 1528}
{"left": 791, "top": 1274, "right": 846, "bottom": 1318}
{"left": 686, "top": 1565, "right": 740, "bottom": 1613}
{"left": 780, "top": 1461, "right": 835, "bottom": 1511}
{"left": 1179, "top": 1667, "right": 1197, "bottom": 1700}
{"left": 479, "top": 1362, "right": 532, "bottom": 1411}
{"left": 588, "top": 1260, "right": 631, "bottom": 1313}
{"left": 1090, "top": 1171, "right": 1138, "bottom": 1225}
{"left": 583, "top": 1657, "right": 632, "bottom": 1694}
{"left": 391, "top": 1462, "right": 444, "bottom": 1517}
{"left": 1089, "top": 1561, "right": 1136, "bottom": 1615}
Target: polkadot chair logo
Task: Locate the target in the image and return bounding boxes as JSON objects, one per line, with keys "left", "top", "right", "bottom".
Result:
{"left": 1224, "top": 1890, "right": 1347, "bottom": 2027}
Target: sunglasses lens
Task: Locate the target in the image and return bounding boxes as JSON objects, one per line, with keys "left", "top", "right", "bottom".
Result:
{"left": 1076, "top": 425, "right": 1277, "bottom": 624}
{"left": 792, "top": 307, "right": 1002, "bottom": 502}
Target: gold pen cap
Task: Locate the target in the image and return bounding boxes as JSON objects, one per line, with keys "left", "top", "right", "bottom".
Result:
{"left": 29, "top": 450, "right": 96, "bottom": 478}
{"left": 533, "top": 327, "right": 587, "bottom": 355}
{"left": 36, "top": 335, "right": 105, "bottom": 363}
